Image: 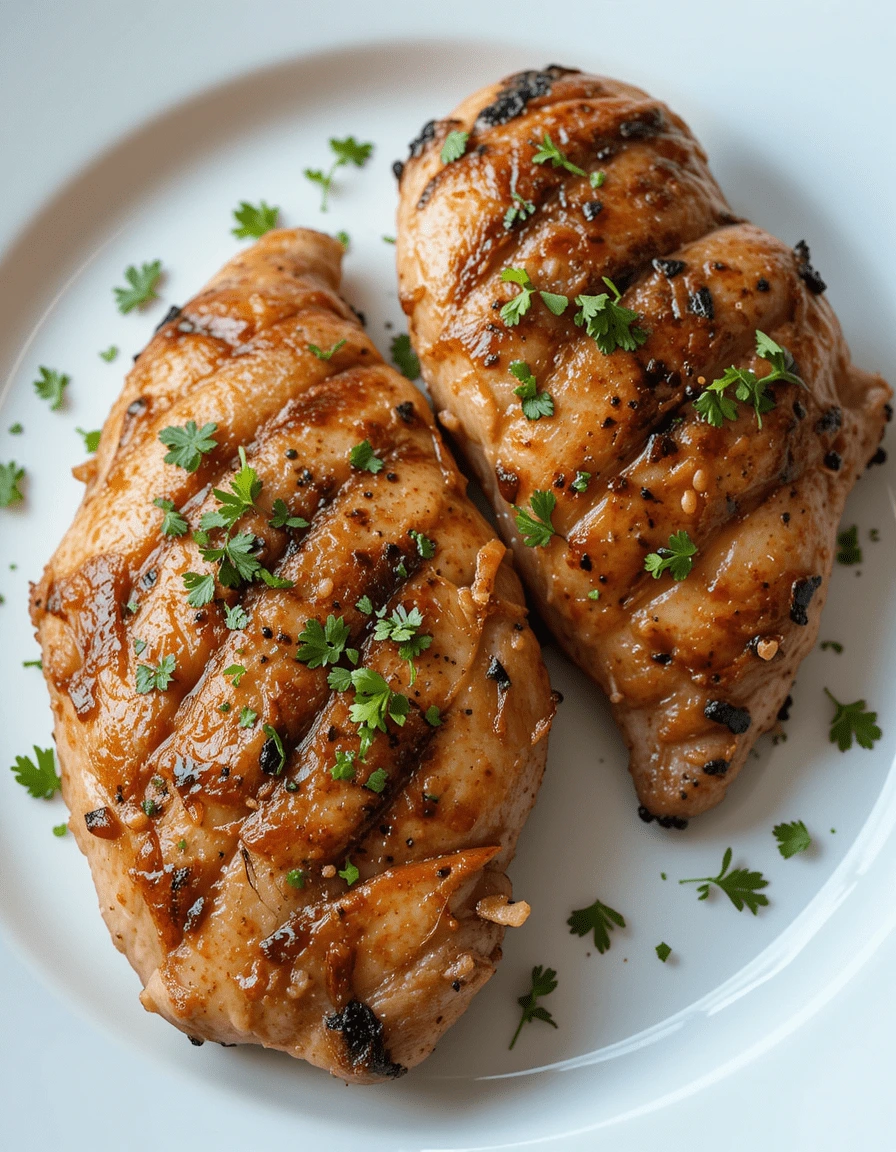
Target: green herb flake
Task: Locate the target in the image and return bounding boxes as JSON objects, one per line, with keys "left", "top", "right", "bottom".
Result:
{"left": 390, "top": 333, "right": 421, "bottom": 380}
{"left": 644, "top": 530, "right": 697, "bottom": 581}
{"left": 355, "top": 595, "right": 373, "bottom": 615}
{"left": 532, "top": 131, "right": 586, "bottom": 177}
{"left": 571, "top": 470, "right": 591, "bottom": 493}
{"left": 99, "top": 345, "right": 118, "bottom": 362}
{"left": 296, "top": 615, "right": 355, "bottom": 669}
{"left": 261, "top": 724, "right": 286, "bottom": 774}
{"left": 23, "top": 658, "right": 43, "bottom": 669}
{"left": 304, "top": 136, "right": 374, "bottom": 211}
{"left": 693, "top": 330, "right": 803, "bottom": 428}
{"left": 587, "top": 589, "right": 601, "bottom": 601}
{"left": 679, "top": 847, "right": 769, "bottom": 914}
{"left": 8, "top": 423, "right": 23, "bottom": 435}
{"left": 153, "top": 497, "right": 188, "bottom": 537}
{"left": 574, "top": 278, "right": 648, "bottom": 355}
{"left": 590, "top": 170, "right": 606, "bottom": 188}
{"left": 231, "top": 199, "right": 279, "bottom": 239}
{"left": 77, "top": 427, "right": 102, "bottom": 453}
{"left": 567, "top": 896, "right": 625, "bottom": 953}
{"left": 238, "top": 706, "right": 258, "bottom": 729}
{"left": 504, "top": 191, "right": 536, "bottom": 230}
{"left": 114, "top": 260, "right": 163, "bottom": 313}
{"left": 820, "top": 640, "right": 843, "bottom": 654}
{"left": 440, "top": 130, "right": 469, "bottom": 164}
{"left": 141, "top": 799, "right": 158, "bottom": 818}
{"left": 33, "top": 367, "right": 69, "bottom": 410}
{"left": 509, "top": 965, "right": 558, "bottom": 1050}
{"left": 338, "top": 856, "right": 360, "bottom": 886}
{"left": 655, "top": 942, "right": 672, "bottom": 962}
{"left": 824, "top": 688, "right": 881, "bottom": 751}
{"left": 269, "top": 498, "right": 309, "bottom": 529}
{"left": 773, "top": 819, "right": 811, "bottom": 859}
{"left": 135, "top": 654, "right": 177, "bottom": 694}
{"left": 424, "top": 705, "right": 442, "bottom": 727}
{"left": 182, "top": 571, "right": 216, "bottom": 608}
{"left": 509, "top": 360, "right": 554, "bottom": 420}
{"left": 158, "top": 420, "right": 218, "bottom": 472}
{"left": 331, "top": 750, "right": 357, "bottom": 781}
{"left": 408, "top": 529, "right": 436, "bottom": 558}
{"left": 335, "top": 230, "right": 350, "bottom": 249}
{"left": 514, "top": 490, "right": 558, "bottom": 548}
{"left": 0, "top": 461, "right": 25, "bottom": 508}
{"left": 10, "top": 746, "right": 61, "bottom": 799}
{"left": 223, "top": 664, "right": 247, "bottom": 687}
{"left": 364, "top": 767, "right": 389, "bottom": 793}
{"left": 836, "top": 525, "right": 862, "bottom": 566}
{"left": 223, "top": 603, "right": 249, "bottom": 630}
{"left": 53, "top": 822, "right": 68, "bottom": 837}
{"left": 350, "top": 439, "right": 384, "bottom": 474}
{"left": 308, "top": 339, "right": 347, "bottom": 361}
{"left": 286, "top": 868, "right": 305, "bottom": 889}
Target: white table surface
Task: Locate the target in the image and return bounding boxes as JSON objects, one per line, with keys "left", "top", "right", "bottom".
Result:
{"left": 2, "top": 1, "right": 893, "bottom": 1147}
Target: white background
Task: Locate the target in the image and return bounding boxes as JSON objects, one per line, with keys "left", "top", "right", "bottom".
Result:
{"left": 2, "top": 2, "right": 895, "bottom": 1148}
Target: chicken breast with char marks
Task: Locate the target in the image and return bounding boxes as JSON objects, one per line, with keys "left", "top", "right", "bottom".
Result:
{"left": 396, "top": 67, "right": 891, "bottom": 824}
{"left": 31, "top": 228, "right": 554, "bottom": 1081}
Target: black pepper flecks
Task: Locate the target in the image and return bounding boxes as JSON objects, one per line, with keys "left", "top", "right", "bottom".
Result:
{"left": 777, "top": 695, "right": 793, "bottom": 722}
{"left": 702, "top": 759, "right": 730, "bottom": 776}
{"left": 583, "top": 200, "right": 603, "bottom": 221}
{"left": 814, "top": 407, "right": 842, "bottom": 434}
{"left": 618, "top": 108, "right": 665, "bottom": 138}
{"left": 395, "top": 401, "right": 415, "bottom": 424}
{"left": 790, "top": 576, "right": 822, "bottom": 626}
{"left": 868, "top": 447, "right": 887, "bottom": 467}
{"left": 486, "top": 656, "right": 512, "bottom": 691}
{"left": 688, "top": 286, "right": 714, "bottom": 320}
{"left": 651, "top": 652, "right": 672, "bottom": 665}
{"left": 793, "top": 240, "right": 827, "bottom": 294}
{"left": 155, "top": 304, "right": 181, "bottom": 332}
{"left": 756, "top": 277, "right": 770, "bottom": 292}
{"left": 704, "top": 699, "right": 751, "bottom": 735}
{"left": 823, "top": 451, "right": 842, "bottom": 471}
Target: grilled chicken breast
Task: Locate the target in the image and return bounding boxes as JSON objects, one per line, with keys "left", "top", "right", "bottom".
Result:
{"left": 31, "top": 228, "right": 554, "bottom": 1081}
{"left": 396, "top": 68, "right": 891, "bottom": 824}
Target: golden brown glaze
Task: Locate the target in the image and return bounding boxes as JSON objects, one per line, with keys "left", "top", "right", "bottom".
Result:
{"left": 396, "top": 68, "right": 891, "bottom": 824}
{"left": 31, "top": 229, "right": 554, "bottom": 1081}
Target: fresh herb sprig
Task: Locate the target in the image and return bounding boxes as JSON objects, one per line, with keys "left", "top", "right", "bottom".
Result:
{"left": 114, "top": 260, "right": 163, "bottom": 313}
{"left": 509, "top": 361, "right": 554, "bottom": 420}
{"left": 693, "top": 331, "right": 804, "bottom": 428}
{"left": 158, "top": 421, "right": 218, "bottom": 472}
{"left": 33, "top": 367, "right": 69, "bottom": 410}
{"left": 773, "top": 820, "right": 811, "bottom": 859}
{"left": 509, "top": 965, "right": 559, "bottom": 1050}
{"left": 231, "top": 200, "right": 279, "bottom": 239}
{"left": 10, "top": 746, "right": 61, "bottom": 799}
{"left": 499, "top": 268, "right": 569, "bottom": 327}
{"left": 574, "top": 278, "right": 648, "bottom": 355}
{"left": 567, "top": 897, "right": 625, "bottom": 953}
{"left": 440, "top": 130, "right": 469, "bottom": 164}
{"left": 824, "top": 688, "right": 881, "bottom": 751}
{"left": 680, "top": 847, "right": 769, "bottom": 914}
{"left": 304, "top": 136, "right": 374, "bottom": 211}
{"left": 644, "top": 530, "right": 697, "bottom": 580}
{"left": 513, "top": 490, "right": 558, "bottom": 548}
{"left": 0, "top": 461, "right": 25, "bottom": 507}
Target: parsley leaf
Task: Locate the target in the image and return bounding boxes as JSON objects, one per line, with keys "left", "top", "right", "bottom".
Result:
{"left": 202, "top": 447, "right": 261, "bottom": 531}
{"left": 231, "top": 199, "right": 279, "bottom": 239}
{"left": 158, "top": 420, "right": 218, "bottom": 472}
{"left": 773, "top": 819, "right": 811, "bottom": 859}
{"left": 10, "top": 745, "right": 61, "bottom": 799}
{"left": 644, "top": 530, "right": 697, "bottom": 581}
{"left": 390, "top": 334, "right": 420, "bottom": 380}
{"left": 331, "top": 750, "right": 357, "bottom": 780}
{"left": 571, "top": 470, "right": 591, "bottom": 493}
{"left": 679, "top": 847, "right": 770, "bottom": 914}
{"left": 514, "top": 490, "right": 557, "bottom": 548}
{"left": 53, "top": 822, "right": 68, "bottom": 837}
{"left": 836, "top": 524, "right": 862, "bottom": 565}
{"left": 824, "top": 688, "right": 881, "bottom": 751}
{"left": 182, "top": 571, "right": 216, "bottom": 608}
{"left": 285, "top": 868, "right": 305, "bottom": 889}
{"left": 355, "top": 595, "right": 374, "bottom": 615}
{"left": 8, "top": 423, "right": 23, "bottom": 434}
{"left": 296, "top": 615, "right": 355, "bottom": 669}
{"left": 99, "top": 345, "right": 118, "bottom": 362}
{"left": 499, "top": 267, "right": 569, "bottom": 328}
{"left": 135, "top": 654, "right": 177, "bottom": 694}
{"left": 655, "top": 942, "right": 672, "bottom": 963}
{"left": 693, "top": 329, "right": 804, "bottom": 428}
{"left": 567, "top": 896, "right": 625, "bottom": 953}
{"left": 77, "top": 427, "right": 101, "bottom": 453}
{"left": 0, "top": 461, "right": 25, "bottom": 508}
{"left": 532, "top": 131, "right": 586, "bottom": 176}
{"left": 223, "top": 664, "right": 247, "bottom": 686}
{"left": 327, "top": 667, "right": 409, "bottom": 754}
{"left": 509, "top": 360, "right": 554, "bottom": 420}
{"left": 223, "top": 603, "right": 249, "bottom": 630}
{"left": 153, "top": 497, "right": 188, "bottom": 537}
{"left": 408, "top": 529, "right": 435, "bottom": 558}
{"left": 373, "top": 605, "right": 431, "bottom": 682}
{"left": 509, "top": 965, "right": 558, "bottom": 1050}
{"left": 350, "top": 439, "right": 384, "bottom": 474}
{"left": 308, "top": 338, "right": 347, "bottom": 361}
{"left": 33, "top": 366, "right": 69, "bottom": 410}
{"left": 269, "top": 498, "right": 309, "bottom": 529}
{"left": 590, "top": 170, "right": 606, "bottom": 189}
{"left": 504, "top": 190, "right": 536, "bottom": 230}
{"left": 238, "top": 706, "right": 258, "bottom": 728}
{"left": 574, "top": 278, "right": 648, "bottom": 355}
{"left": 424, "top": 705, "right": 442, "bottom": 726}
{"left": 114, "top": 260, "right": 163, "bottom": 313}
{"left": 335, "top": 230, "right": 350, "bottom": 248}
{"left": 304, "top": 136, "right": 373, "bottom": 211}
{"left": 820, "top": 640, "right": 843, "bottom": 654}
{"left": 339, "top": 856, "right": 360, "bottom": 886}
{"left": 364, "top": 767, "right": 389, "bottom": 793}
{"left": 440, "top": 130, "right": 469, "bottom": 164}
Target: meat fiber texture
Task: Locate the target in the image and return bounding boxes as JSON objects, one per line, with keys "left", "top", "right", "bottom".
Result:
{"left": 31, "top": 229, "right": 554, "bottom": 1081}
{"left": 396, "top": 67, "right": 891, "bottom": 824}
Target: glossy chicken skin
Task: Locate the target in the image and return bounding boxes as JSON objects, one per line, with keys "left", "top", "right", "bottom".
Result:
{"left": 396, "top": 69, "right": 891, "bottom": 823}
{"left": 31, "top": 229, "right": 554, "bottom": 1080}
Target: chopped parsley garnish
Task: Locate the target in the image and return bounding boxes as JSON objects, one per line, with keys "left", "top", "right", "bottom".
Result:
{"left": 0, "top": 461, "right": 25, "bottom": 507}
{"left": 218, "top": 701, "right": 231, "bottom": 713}
{"left": 836, "top": 525, "right": 862, "bottom": 565}
{"left": 571, "top": 470, "right": 591, "bottom": 492}
{"left": 223, "top": 663, "right": 247, "bottom": 686}
{"left": 514, "top": 490, "right": 557, "bottom": 548}
{"left": 53, "top": 823, "right": 68, "bottom": 837}
{"left": 201, "top": 447, "right": 261, "bottom": 530}
{"left": 679, "top": 847, "right": 769, "bottom": 914}
{"left": 296, "top": 614, "right": 358, "bottom": 669}
{"left": 308, "top": 338, "right": 346, "bottom": 361}
{"left": 331, "top": 750, "right": 357, "bottom": 781}
{"left": 504, "top": 190, "right": 536, "bottom": 230}
{"left": 390, "top": 333, "right": 420, "bottom": 380}
{"left": 10, "top": 745, "right": 61, "bottom": 799}
{"left": 153, "top": 497, "right": 188, "bottom": 537}
{"left": 262, "top": 724, "right": 286, "bottom": 773}
{"left": 509, "top": 965, "right": 558, "bottom": 1049}
{"left": 382, "top": 235, "right": 396, "bottom": 244}
{"left": 644, "top": 530, "right": 697, "bottom": 581}
{"left": 591, "top": 170, "right": 606, "bottom": 188}
{"left": 820, "top": 640, "right": 843, "bottom": 654}
{"left": 373, "top": 605, "right": 432, "bottom": 683}
{"left": 33, "top": 366, "right": 69, "bottom": 410}
{"left": 824, "top": 688, "right": 881, "bottom": 751}
{"left": 114, "top": 260, "right": 163, "bottom": 313}
{"left": 355, "top": 595, "right": 374, "bottom": 615}
{"left": 133, "top": 639, "right": 146, "bottom": 655}
{"left": 99, "top": 345, "right": 118, "bottom": 362}
{"left": 364, "top": 767, "right": 389, "bottom": 793}
{"left": 304, "top": 136, "right": 374, "bottom": 211}
{"left": 125, "top": 597, "right": 139, "bottom": 614}
{"left": 587, "top": 589, "right": 600, "bottom": 601}
{"left": 238, "top": 706, "right": 258, "bottom": 728}
{"left": 135, "top": 654, "right": 177, "bottom": 694}
{"left": 870, "top": 528, "right": 880, "bottom": 542}
{"left": 223, "top": 603, "right": 249, "bottom": 630}
{"left": 182, "top": 571, "right": 215, "bottom": 607}
{"left": 8, "top": 423, "right": 23, "bottom": 434}
{"left": 440, "top": 130, "right": 469, "bottom": 164}
{"left": 158, "top": 420, "right": 218, "bottom": 472}
{"left": 509, "top": 360, "right": 554, "bottom": 420}
{"left": 424, "top": 705, "right": 442, "bottom": 726}
{"left": 693, "top": 330, "right": 804, "bottom": 428}
{"left": 350, "top": 439, "right": 384, "bottom": 474}
{"left": 773, "top": 819, "right": 811, "bottom": 859}
{"left": 22, "top": 659, "right": 43, "bottom": 669}
{"left": 286, "top": 868, "right": 305, "bottom": 889}
{"left": 268, "top": 498, "right": 309, "bottom": 529}
{"left": 335, "top": 230, "right": 350, "bottom": 248}
{"left": 338, "top": 856, "right": 360, "bottom": 886}
{"left": 567, "top": 896, "right": 625, "bottom": 953}
{"left": 499, "top": 267, "right": 569, "bottom": 327}
{"left": 655, "top": 942, "right": 672, "bottom": 963}
{"left": 141, "top": 799, "right": 159, "bottom": 818}
{"left": 574, "top": 278, "right": 648, "bottom": 355}
{"left": 327, "top": 666, "right": 409, "bottom": 757}
{"left": 532, "top": 131, "right": 586, "bottom": 177}
{"left": 408, "top": 529, "right": 436, "bottom": 558}
{"left": 231, "top": 199, "right": 279, "bottom": 239}
{"left": 77, "top": 428, "right": 101, "bottom": 453}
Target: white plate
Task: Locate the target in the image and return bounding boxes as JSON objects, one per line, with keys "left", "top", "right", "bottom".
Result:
{"left": 1, "top": 6, "right": 895, "bottom": 1149}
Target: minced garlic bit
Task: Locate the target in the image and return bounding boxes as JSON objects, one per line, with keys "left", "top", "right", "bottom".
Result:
{"left": 755, "top": 638, "right": 779, "bottom": 661}
{"left": 321, "top": 864, "right": 337, "bottom": 878}
{"left": 442, "top": 952, "right": 476, "bottom": 981}
{"left": 692, "top": 468, "right": 708, "bottom": 493}
{"left": 680, "top": 489, "right": 698, "bottom": 515}
{"left": 476, "top": 893, "right": 531, "bottom": 928}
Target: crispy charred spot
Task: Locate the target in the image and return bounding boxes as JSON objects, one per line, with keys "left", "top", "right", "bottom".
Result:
{"left": 602, "top": 416, "right": 617, "bottom": 429}
{"left": 704, "top": 699, "right": 751, "bottom": 735}
{"left": 868, "top": 447, "right": 887, "bottom": 467}
{"left": 579, "top": 553, "right": 592, "bottom": 571}
{"left": 756, "top": 277, "right": 770, "bottom": 292}
{"left": 651, "top": 652, "right": 672, "bottom": 665}
{"left": 486, "top": 657, "right": 512, "bottom": 691}
{"left": 583, "top": 200, "right": 603, "bottom": 221}
{"left": 637, "top": 806, "right": 688, "bottom": 830}
{"left": 885, "top": 403, "right": 893, "bottom": 424}
{"left": 326, "top": 1000, "right": 407, "bottom": 1080}
{"left": 495, "top": 461, "right": 520, "bottom": 504}
{"left": 702, "top": 759, "right": 730, "bottom": 776}
{"left": 778, "top": 695, "right": 793, "bottom": 722}
{"left": 407, "top": 119, "right": 436, "bottom": 159}
{"left": 187, "top": 1035, "right": 205, "bottom": 1047}
{"left": 687, "top": 287, "right": 714, "bottom": 320}
{"left": 814, "top": 406, "right": 842, "bottom": 434}
{"left": 823, "top": 451, "right": 842, "bottom": 471}
{"left": 618, "top": 107, "right": 665, "bottom": 138}
{"left": 641, "top": 487, "right": 657, "bottom": 501}
{"left": 652, "top": 257, "right": 685, "bottom": 278}
{"left": 259, "top": 735, "right": 284, "bottom": 776}
{"left": 791, "top": 575, "right": 822, "bottom": 626}
{"left": 84, "top": 806, "right": 121, "bottom": 839}
{"left": 155, "top": 304, "right": 181, "bottom": 332}
{"left": 794, "top": 240, "right": 827, "bottom": 295}
{"left": 475, "top": 66, "right": 575, "bottom": 129}
{"left": 392, "top": 160, "right": 404, "bottom": 180}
